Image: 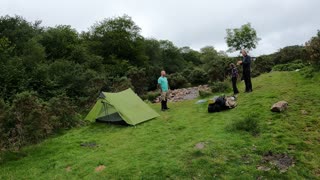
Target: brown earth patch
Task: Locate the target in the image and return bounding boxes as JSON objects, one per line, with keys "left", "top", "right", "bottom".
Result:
{"left": 195, "top": 142, "right": 205, "bottom": 150}
{"left": 66, "top": 166, "right": 71, "bottom": 172}
{"left": 95, "top": 165, "right": 106, "bottom": 172}
{"left": 258, "top": 151, "right": 295, "bottom": 173}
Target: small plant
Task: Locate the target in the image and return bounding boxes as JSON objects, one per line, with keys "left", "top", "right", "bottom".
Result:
{"left": 199, "top": 90, "right": 212, "bottom": 98}
{"left": 210, "top": 81, "right": 231, "bottom": 93}
{"left": 167, "top": 73, "right": 189, "bottom": 89}
{"left": 141, "top": 92, "right": 160, "bottom": 102}
{"left": 272, "top": 61, "right": 306, "bottom": 71}
{"left": 228, "top": 114, "right": 260, "bottom": 135}
{"left": 300, "top": 66, "right": 315, "bottom": 78}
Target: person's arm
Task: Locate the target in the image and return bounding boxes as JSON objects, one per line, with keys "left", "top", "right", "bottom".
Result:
{"left": 157, "top": 84, "right": 162, "bottom": 92}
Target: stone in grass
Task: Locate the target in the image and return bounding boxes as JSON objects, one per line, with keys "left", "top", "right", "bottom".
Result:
{"left": 195, "top": 142, "right": 205, "bottom": 150}
{"left": 66, "top": 166, "right": 72, "bottom": 172}
{"left": 271, "top": 101, "right": 288, "bottom": 112}
{"left": 80, "top": 142, "right": 98, "bottom": 148}
{"left": 257, "top": 165, "right": 271, "bottom": 171}
{"left": 95, "top": 165, "right": 106, "bottom": 172}
{"left": 301, "top": 110, "right": 308, "bottom": 115}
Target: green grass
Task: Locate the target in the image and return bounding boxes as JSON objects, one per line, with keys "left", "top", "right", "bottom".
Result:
{"left": 1, "top": 71, "right": 320, "bottom": 179}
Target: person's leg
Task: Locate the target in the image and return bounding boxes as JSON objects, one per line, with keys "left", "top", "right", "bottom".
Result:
{"left": 232, "top": 77, "right": 239, "bottom": 94}
{"left": 160, "top": 92, "right": 166, "bottom": 111}
{"left": 244, "top": 69, "right": 251, "bottom": 92}
{"left": 164, "top": 91, "right": 170, "bottom": 109}
{"left": 247, "top": 72, "right": 253, "bottom": 91}
{"left": 244, "top": 75, "right": 249, "bottom": 92}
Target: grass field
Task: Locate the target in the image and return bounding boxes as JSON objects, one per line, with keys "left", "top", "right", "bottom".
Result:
{"left": 1, "top": 71, "right": 320, "bottom": 179}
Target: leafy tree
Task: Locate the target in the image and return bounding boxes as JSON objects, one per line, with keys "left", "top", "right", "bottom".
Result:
{"left": 0, "top": 15, "right": 41, "bottom": 55}
{"left": 144, "top": 38, "right": 162, "bottom": 67}
{"left": 0, "top": 37, "right": 15, "bottom": 60}
{"left": 126, "top": 66, "right": 148, "bottom": 95}
{"left": 188, "top": 68, "right": 208, "bottom": 85}
{"left": 305, "top": 31, "right": 320, "bottom": 68}
{"left": 159, "top": 40, "right": 186, "bottom": 73}
{"left": 89, "top": 15, "right": 147, "bottom": 66}
{"left": 167, "top": 73, "right": 189, "bottom": 89}
{"left": 200, "top": 46, "right": 233, "bottom": 82}
{"left": 180, "top": 46, "right": 202, "bottom": 66}
{"left": 225, "top": 23, "right": 260, "bottom": 52}
{"left": 40, "top": 25, "right": 79, "bottom": 60}
{"left": 274, "top": 45, "right": 307, "bottom": 64}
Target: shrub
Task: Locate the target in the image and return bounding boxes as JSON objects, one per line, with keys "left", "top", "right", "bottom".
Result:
{"left": 0, "top": 92, "right": 82, "bottom": 151}
{"left": 141, "top": 91, "right": 160, "bottom": 102}
{"left": 48, "top": 94, "right": 80, "bottom": 129}
{"left": 167, "top": 73, "right": 189, "bottom": 89}
{"left": 199, "top": 90, "right": 212, "bottom": 98}
{"left": 127, "top": 66, "right": 148, "bottom": 95}
{"left": 111, "top": 76, "right": 134, "bottom": 92}
{"left": 300, "top": 66, "right": 315, "bottom": 78}
{"left": 305, "top": 31, "right": 320, "bottom": 69}
{"left": 228, "top": 114, "right": 260, "bottom": 135}
{"left": 189, "top": 68, "right": 208, "bottom": 85}
{"left": 210, "top": 81, "right": 231, "bottom": 93}
{"left": 272, "top": 61, "right": 305, "bottom": 71}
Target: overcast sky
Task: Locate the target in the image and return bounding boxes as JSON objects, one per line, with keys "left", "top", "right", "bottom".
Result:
{"left": 1, "top": 0, "right": 319, "bottom": 56}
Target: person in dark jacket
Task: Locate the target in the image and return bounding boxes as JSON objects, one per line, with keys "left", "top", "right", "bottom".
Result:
{"left": 238, "top": 50, "right": 253, "bottom": 92}
{"left": 230, "top": 63, "right": 239, "bottom": 95}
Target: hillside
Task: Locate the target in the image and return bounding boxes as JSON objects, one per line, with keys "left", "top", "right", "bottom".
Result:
{"left": 1, "top": 71, "right": 320, "bottom": 179}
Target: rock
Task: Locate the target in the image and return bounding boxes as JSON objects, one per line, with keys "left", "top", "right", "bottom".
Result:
{"left": 257, "top": 165, "right": 271, "bottom": 171}
{"left": 95, "top": 165, "right": 106, "bottom": 172}
{"left": 195, "top": 142, "right": 205, "bottom": 149}
{"left": 66, "top": 166, "right": 72, "bottom": 172}
{"left": 301, "top": 110, "right": 308, "bottom": 115}
{"left": 271, "top": 101, "right": 288, "bottom": 112}
{"left": 151, "top": 85, "right": 211, "bottom": 103}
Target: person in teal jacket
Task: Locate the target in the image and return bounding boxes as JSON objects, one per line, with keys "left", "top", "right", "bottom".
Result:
{"left": 158, "top": 70, "right": 170, "bottom": 111}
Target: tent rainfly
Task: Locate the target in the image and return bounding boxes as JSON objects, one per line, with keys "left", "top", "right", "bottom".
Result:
{"left": 85, "top": 88, "right": 160, "bottom": 125}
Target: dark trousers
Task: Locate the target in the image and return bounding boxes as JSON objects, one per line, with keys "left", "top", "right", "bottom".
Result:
{"left": 161, "top": 100, "right": 168, "bottom": 110}
{"left": 243, "top": 69, "right": 252, "bottom": 92}
{"left": 231, "top": 77, "right": 239, "bottom": 94}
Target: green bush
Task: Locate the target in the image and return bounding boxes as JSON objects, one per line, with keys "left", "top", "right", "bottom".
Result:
{"left": 111, "top": 76, "right": 134, "bottom": 92}
{"left": 300, "top": 66, "right": 315, "bottom": 78}
{"left": 127, "top": 66, "right": 148, "bottom": 95}
{"left": 210, "top": 81, "right": 231, "bottom": 93}
{"left": 228, "top": 114, "right": 260, "bottom": 135}
{"left": 141, "top": 91, "right": 160, "bottom": 102}
{"left": 167, "top": 73, "right": 189, "bottom": 89}
{"left": 305, "top": 31, "right": 320, "bottom": 69}
{"left": 188, "top": 68, "right": 208, "bottom": 85}
{"left": 0, "top": 92, "right": 82, "bottom": 151}
{"left": 199, "top": 90, "right": 212, "bottom": 98}
{"left": 272, "top": 61, "right": 305, "bottom": 71}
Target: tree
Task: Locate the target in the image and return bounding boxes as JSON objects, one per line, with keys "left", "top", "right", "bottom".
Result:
{"left": 180, "top": 46, "right": 202, "bottom": 66}
{"left": 305, "top": 31, "right": 320, "bottom": 68}
{"left": 225, "top": 23, "right": 260, "bottom": 52}
{"left": 40, "top": 25, "right": 79, "bottom": 60}
{"left": 200, "top": 46, "right": 233, "bottom": 82}
{"left": 0, "top": 15, "right": 41, "bottom": 55}
{"left": 88, "top": 15, "right": 147, "bottom": 66}
{"left": 159, "top": 40, "right": 186, "bottom": 73}
{"left": 274, "top": 45, "right": 307, "bottom": 64}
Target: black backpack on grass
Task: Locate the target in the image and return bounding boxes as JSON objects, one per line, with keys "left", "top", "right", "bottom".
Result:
{"left": 208, "top": 97, "right": 227, "bottom": 113}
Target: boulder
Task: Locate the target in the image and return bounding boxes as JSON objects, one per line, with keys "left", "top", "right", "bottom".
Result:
{"left": 271, "top": 101, "right": 288, "bottom": 112}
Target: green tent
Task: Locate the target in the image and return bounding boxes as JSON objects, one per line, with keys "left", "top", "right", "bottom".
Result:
{"left": 85, "top": 88, "right": 160, "bottom": 125}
